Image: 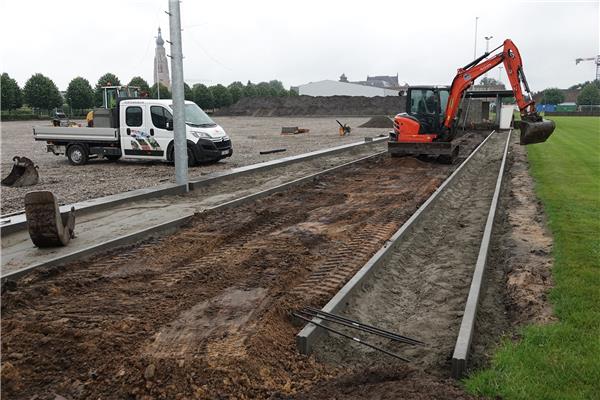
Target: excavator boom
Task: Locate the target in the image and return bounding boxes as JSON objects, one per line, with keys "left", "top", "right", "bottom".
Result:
{"left": 444, "top": 39, "right": 554, "bottom": 144}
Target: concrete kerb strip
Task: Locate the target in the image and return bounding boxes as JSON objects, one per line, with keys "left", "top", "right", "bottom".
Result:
{"left": 0, "top": 151, "right": 385, "bottom": 283}
{"left": 451, "top": 129, "right": 512, "bottom": 378}
{"left": 1, "top": 214, "right": 193, "bottom": 282}
{"left": 0, "top": 137, "right": 386, "bottom": 234}
{"left": 0, "top": 183, "right": 188, "bottom": 235}
{"left": 296, "top": 130, "right": 498, "bottom": 355}
{"left": 188, "top": 137, "right": 386, "bottom": 190}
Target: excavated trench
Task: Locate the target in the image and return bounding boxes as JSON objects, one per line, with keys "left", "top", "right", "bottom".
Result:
{"left": 1, "top": 132, "right": 488, "bottom": 399}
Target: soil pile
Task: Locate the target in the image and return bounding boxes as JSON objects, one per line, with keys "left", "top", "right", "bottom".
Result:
{"left": 215, "top": 95, "right": 406, "bottom": 117}
{"left": 359, "top": 115, "right": 395, "bottom": 128}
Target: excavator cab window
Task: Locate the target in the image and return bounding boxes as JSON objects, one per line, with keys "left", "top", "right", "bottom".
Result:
{"left": 410, "top": 89, "right": 436, "bottom": 115}
{"left": 409, "top": 88, "right": 442, "bottom": 133}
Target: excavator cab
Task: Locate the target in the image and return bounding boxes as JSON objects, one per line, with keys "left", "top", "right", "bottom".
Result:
{"left": 406, "top": 86, "right": 450, "bottom": 135}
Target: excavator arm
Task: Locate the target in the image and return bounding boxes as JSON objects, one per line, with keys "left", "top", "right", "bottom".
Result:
{"left": 443, "top": 39, "right": 554, "bottom": 144}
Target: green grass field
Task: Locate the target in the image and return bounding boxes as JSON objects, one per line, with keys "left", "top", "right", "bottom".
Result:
{"left": 466, "top": 116, "right": 600, "bottom": 399}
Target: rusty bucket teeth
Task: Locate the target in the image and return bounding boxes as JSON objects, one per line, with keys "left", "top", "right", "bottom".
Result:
{"left": 519, "top": 119, "right": 555, "bottom": 145}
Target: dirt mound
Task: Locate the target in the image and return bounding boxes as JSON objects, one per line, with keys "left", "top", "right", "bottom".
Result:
{"left": 215, "top": 96, "right": 406, "bottom": 117}
{"left": 359, "top": 115, "right": 395, "bottom": 128}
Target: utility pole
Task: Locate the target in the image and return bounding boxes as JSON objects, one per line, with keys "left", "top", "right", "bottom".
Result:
{"left": 484, "top": 35, "right": 493, "bottom": 79}
{"left": 473, "top": 17, "right": 479, "bottom": 59}
{"left": 168, "top": 0, "right": 188, "bottom": 188}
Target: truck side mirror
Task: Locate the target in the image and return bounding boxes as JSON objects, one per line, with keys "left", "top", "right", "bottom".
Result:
{"left": 166, "top": 121, "right": 173, "bottom": 131}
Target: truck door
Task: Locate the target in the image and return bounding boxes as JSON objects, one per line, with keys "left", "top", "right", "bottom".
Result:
{"left": 121, "top": 104, "right": 164, "bottom": 159}
{"left": 149, "top": 105, "right": 174, "bottom": 159}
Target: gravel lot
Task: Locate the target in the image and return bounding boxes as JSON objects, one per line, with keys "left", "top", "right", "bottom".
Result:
{"left": 0, "top": 117, "right": 387, "bottom": 214}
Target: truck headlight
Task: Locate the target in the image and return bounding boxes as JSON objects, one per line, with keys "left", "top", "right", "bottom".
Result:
{"left": 191, "top": 131, "right": 211, "bottom": 139}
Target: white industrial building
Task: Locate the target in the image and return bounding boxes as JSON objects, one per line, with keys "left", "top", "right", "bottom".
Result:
{"left": 298, "top": 80, "right": 401, "bottom": 97}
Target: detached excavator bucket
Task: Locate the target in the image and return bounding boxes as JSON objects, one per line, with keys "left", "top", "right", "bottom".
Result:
{"left": 1, "top": 156, "right": 39, "bottom": 187}
{"left": 25, "top": 191, "right": 75, "bottom": 247}
{"left": 519, "top": 118, "right": 555, "bottom": 145}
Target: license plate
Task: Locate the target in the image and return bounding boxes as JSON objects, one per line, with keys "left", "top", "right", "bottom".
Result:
{"left": 221, "top": 150, "right": 229, "bottom": 155}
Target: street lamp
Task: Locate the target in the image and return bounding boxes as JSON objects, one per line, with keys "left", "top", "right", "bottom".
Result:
{"left": 484, "top": 36, "right": 493, "bottom": 79}
{"left": 473, "top": 17, "right": 479, "bottom": 59}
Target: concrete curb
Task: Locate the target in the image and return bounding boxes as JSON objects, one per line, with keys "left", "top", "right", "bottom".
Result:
{"left": 1, "top": 137, "right": 386, "bottom": 234}
{"left": 1, "top": 151, "right": 384, "bottom": 282}
{"left": 0, "top": 183, "right": 188, "bottom": 235}
{"left": 1, "top": 214, "right": 193, "bottom": 282}
{"left": 296, "top": 130, "right": 498, "bottom": 355}
{"left": 189, "top": 137, "right": 386, "bottom": 189}
{"left": 451, "top": 130, "right": 512, "bottom": 378}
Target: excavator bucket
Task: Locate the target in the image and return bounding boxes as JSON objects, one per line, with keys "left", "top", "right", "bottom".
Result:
{"left": 519, "top": 117, "right": 555, "bottom": 145}
{"left": 24, "top": 191, "right": 75, "bottom": 247}
{"left": 1, "top": 156, "right": 39, "bottom": 187}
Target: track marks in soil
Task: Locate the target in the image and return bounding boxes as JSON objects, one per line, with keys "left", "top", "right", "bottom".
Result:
{"left": 314, "top": 132, "right": 508, "bottom": 375}
{"left": 2, "top": 155, "right": 452, "bottom": 399}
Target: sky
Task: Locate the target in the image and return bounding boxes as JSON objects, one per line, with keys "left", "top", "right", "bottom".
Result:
{"left": 1, "top": 0, "right": 598, "bottom": 92}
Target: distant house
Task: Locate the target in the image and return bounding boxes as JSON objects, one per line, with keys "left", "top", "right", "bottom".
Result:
{"left": 364, "top": 75, "right": 400, "bottom": 88}
{"left": 297, "top": 73, "right": 407, "bottom": 97}
{"left": 298, "top": 79, "right": 401, "bottom": 97}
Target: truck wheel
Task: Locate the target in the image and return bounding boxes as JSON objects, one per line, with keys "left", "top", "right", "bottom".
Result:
{"left": 187, "top": 147, "right": 197, "bottom": 166}
{"left": 67, "top": 144, "right": 89, "bottom": 165}
{"left": 105, "top": 155, "right": 121, "bottom": 161}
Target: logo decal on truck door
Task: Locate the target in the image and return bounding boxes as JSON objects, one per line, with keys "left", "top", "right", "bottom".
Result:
{"left": 125, "top": 130, "right": 164, "bottom": 157}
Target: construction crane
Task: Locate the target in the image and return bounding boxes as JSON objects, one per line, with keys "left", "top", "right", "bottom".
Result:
{"left": 575, "top": 55, "right": 600, "bottom": 81}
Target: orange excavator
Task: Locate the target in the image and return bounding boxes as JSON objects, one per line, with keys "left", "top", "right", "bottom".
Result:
{"left": 388, "top": 39, "right": 555, "bottom": 161}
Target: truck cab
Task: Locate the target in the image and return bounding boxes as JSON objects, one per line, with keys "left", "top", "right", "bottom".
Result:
{"left": 34, "top": 99, "right": 233, "bottom": 166}
{"left": 118, "top": 99, "right": 232, "bottom": 165}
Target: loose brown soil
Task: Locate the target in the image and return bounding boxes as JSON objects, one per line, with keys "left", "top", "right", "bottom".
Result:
{"left": 312, "top": 131, "right": 508, "bottom": 374}
{"left": 502, "top": 141, "right": 555, "bottom": 326}
{"left": 5, "top": 131, "right": 544, "bottom": 400}
{"left": 358, "top": 116, "right": 395, "bottom": 129}
{"left": 214, "top": 96, "right": 406, "bottom": 117}
{"left": 1, "top": 153, "right": 457, "bottom": 399}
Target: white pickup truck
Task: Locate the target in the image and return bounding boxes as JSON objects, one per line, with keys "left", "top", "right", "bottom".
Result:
{"left": 33, "top": 99, "right": 233, "bottom": 166}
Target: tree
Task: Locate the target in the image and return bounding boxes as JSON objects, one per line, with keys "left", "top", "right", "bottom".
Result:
{"left": 210, "top": 84, "right": 233, "bottom": 108}
{"left": 577, "top": 83, "right": 600, "bottom": 106}
{"left": 541, "top": 88, "right": 565, "bottom": 105}
{"left": 150, "top": 83, "right": 171, "bottom": 99}
{"left": 268, "top": 80, "right": 288, "bottom": 96}
{"left": 289, "top": 87, "right": 299, "bottom": 96}
{"left": 97, "top": 72, "right": 121, "bottom": 87}
{"left": 128, "top": 76, "right": 150, "bottom": 95}
{"left": 184, "top": 83, "right": 193, "bottom": 101}
{"left": 95, "top": 72, "right": 121, "bottom": 106}
{"left": 1, "top": 73, "right": 23, "bottom": 111}
{"left": 255, "top": 82, "right": 272, "bottom": 97}
{"left": 66, "top": 77, "right": 94, "bottom": 110}
{"left": 23, "top": 73, "right": 63, "bottom": 111}
{"left": 569, "top": 80, "right": 600, "bottom": 90}
{"left": 227, "top": 81, "right": 244, "bottom": 103}
{"left": 193, "top": 83, "right": 214, "bottom": 109}
{"left": 479, "top": 77, "right": 503, "bottom": 87}
{"left": 243, "top": 81, "right": 257, "bottom": 97}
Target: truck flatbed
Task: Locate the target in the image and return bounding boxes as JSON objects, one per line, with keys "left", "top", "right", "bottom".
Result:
{"left": 33, "top": 126, "right": 119, "bottom": 143}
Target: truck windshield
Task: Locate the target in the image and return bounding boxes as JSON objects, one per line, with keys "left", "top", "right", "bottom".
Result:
{"left": 169, "top": 103, "right": 216, "bottom": 127}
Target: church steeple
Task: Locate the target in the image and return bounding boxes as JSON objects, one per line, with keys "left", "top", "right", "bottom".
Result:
{"left": 156, "top": 27, "right": 164, "bottom": 46}
{"left": 154, "top": 27, "right": 171, "bottom": 90}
